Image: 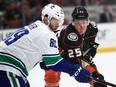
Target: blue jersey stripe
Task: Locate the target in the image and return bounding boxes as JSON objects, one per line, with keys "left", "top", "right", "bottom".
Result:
{"left": 42, "top": 53, "right": 60, "bottom": 57}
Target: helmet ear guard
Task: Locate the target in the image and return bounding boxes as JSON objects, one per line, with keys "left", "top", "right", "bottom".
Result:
{"left": 72, "top": 7, "right": 88, "bottom": 20}
{"left": 41, "top": 3, "right": 65, "bottom": 26}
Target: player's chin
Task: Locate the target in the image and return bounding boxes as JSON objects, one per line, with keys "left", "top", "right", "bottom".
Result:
{"left": 80, "top": 31, "right": 85, "bottom": 35}
{"left": 52, "top": 27, "right": 59, "bottom": 31}
{"left": 81, "top": 30, "right": 86, "bottom": 34}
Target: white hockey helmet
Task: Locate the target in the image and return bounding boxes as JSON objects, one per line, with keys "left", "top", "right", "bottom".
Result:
{"left": 41, "top": 3, "right": 65, "bottom": 26}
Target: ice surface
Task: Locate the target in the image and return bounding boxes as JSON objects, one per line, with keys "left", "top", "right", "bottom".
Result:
{"left": 27, "top": 52, "right": 116, "bottom": 87}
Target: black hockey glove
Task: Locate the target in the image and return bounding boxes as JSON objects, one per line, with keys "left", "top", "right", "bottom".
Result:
{"left": 92, "top": 71, "right": 107, "bottom": 87}
{"left": 40, "top": 61, "right": 49, "bottom": 70}
{"left": 83, "top": 42, "right": 99, "bottom": 62}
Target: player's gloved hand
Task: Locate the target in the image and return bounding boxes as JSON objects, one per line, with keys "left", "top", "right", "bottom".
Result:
{"left": 40, "top": 61, "right": 49, "bottom": 70}
{"left": 92, "top": 72, "right": 107, "bottom": 87}
{"left": 83, "top": 42, "right": 99, "bottom": 62}
{"left": 69, "top": 64, "right": 91, "bottom": 83}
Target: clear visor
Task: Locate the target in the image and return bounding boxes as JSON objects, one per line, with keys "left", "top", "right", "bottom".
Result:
{"left": 42, "top": 14, "right": 64, "bottom": 26}
{"left": 50, "top": 17, "right": 64, "bottom": 26}
{"left": 59, "top": 19, "right": 64, "bottom": 26}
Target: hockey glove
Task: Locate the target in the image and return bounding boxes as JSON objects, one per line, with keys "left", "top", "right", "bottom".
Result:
{"left": 69, "top": 64, "right": 91, "bottom": 83}
{"left": 83, "top": 42, "right": 99, "bottom": 62}
{"left": 92, "top": 72, "right": 107, "bottom": 87}
{"left": 40, "top": 61, "right": 49, "bottom": 70}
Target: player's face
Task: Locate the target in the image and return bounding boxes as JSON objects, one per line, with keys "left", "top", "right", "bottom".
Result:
{"left": 49, "top": 18, "right": 60, "bottom": 31}
{"left": 73, "top": 19, "right": 88, "bottom": 35}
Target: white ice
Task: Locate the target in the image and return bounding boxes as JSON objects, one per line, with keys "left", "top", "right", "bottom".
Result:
{"left": 27, "top": 52, "right": 116, "bottom": 87}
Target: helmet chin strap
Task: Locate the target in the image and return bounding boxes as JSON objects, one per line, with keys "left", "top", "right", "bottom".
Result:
{"left": 47, "top": 16, "right": 52, "bottom": 26}
{"left": 47, "top": 16, "right": 54, "bottom": 31}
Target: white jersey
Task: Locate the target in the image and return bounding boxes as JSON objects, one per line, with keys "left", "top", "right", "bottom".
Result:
{"left": 0, "top": 20, "right": 62, "bottom": 78}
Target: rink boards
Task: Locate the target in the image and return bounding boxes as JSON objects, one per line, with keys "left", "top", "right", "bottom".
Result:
{"left": 0, "top": 23, "right": 116, "bottom": 53}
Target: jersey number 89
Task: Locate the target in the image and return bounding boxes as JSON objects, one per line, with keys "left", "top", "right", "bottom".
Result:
{"left": 4, "top": 28, "right": 29, "bottom": 45}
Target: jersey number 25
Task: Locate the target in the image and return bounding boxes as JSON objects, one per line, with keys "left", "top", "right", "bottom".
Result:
{"left": 68, "top": 48, "right": 82, "bottom": 58}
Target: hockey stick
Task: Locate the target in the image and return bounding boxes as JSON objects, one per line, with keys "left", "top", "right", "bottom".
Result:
{"left": 88, "top": 76, "right": 116, "bottom": 87}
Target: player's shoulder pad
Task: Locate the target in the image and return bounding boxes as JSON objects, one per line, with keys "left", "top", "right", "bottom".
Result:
{"left": 88, "top": 20, "right": 97, "bottom": 29}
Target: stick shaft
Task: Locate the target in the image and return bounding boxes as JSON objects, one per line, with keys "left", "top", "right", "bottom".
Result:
{"left": 89, "top": 76, "right": 116, "bottom": 87}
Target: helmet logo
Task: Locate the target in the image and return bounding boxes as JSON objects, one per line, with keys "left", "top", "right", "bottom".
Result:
{"left": 72, "top": 7, "right": 88, "bottom": 19}
{"left": 76, "top": 9, "right": 84, "bottom": 14}
{"left": 50, "top": 5, "right": 55, "bottom": 9}
{"left": 79, "top": 11, "right": 84, "bottom": 13}
{"left": 67, "top": 33, "right": 78, "bottom": 41}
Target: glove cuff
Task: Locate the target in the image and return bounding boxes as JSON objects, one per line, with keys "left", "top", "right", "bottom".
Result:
{"left": 69, "top": 65, "right": 82, "bottom": 77}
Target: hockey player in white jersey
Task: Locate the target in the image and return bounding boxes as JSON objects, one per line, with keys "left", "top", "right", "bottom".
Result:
{"left": 0, "top": 3, "right": 91, "bottom": 87}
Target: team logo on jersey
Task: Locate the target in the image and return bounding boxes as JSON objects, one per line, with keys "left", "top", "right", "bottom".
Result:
{"left": 67, "top": 33, "right": 78, "bottom": 41}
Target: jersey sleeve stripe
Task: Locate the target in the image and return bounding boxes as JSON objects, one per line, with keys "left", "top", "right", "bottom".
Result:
{"left": 43, "top": 54, "right": 63, "bottom": 66}
{"left": 0, "top": 54, "right": 28, "bottom": 77}
{"left": 0, "top": 52, "right": 26, "bottom": 68}
{"left": 42, "top": 53, "right": 60, "bottom": 57}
